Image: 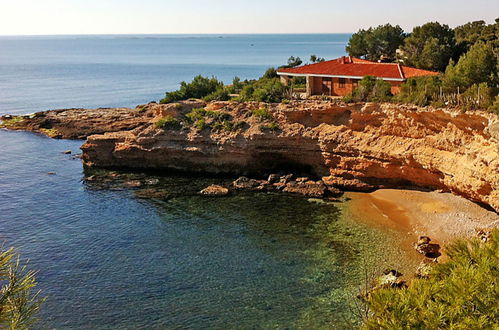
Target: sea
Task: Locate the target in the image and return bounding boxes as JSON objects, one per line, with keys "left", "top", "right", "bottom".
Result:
{"left": 0, "top": 34, "right": 405, "bottom": 328}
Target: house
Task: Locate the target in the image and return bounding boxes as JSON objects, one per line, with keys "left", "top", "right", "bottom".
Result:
{"left": 277, "top": 56, "right": 439, "bottom": 97}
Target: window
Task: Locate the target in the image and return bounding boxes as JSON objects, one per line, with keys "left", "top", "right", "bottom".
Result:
{"left": 339, "top": 78, "right": 346, "bottom": 88}
{"left": 352, "top": 79, "right": 359, "bottom": 87}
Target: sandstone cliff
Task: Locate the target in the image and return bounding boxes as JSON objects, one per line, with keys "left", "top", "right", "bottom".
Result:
{"left": 78, "top": 100, "right": 499, "bottom": 212}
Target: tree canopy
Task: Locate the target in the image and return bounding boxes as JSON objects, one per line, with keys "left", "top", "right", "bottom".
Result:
{"left": 398, "top": 22, "right": 456, "bottom": 71}
{"left": 346, "top": 24, "right": 406, "bottom": 61}
{"left": 443, "top": 41, "right": 498, "bottom": 89}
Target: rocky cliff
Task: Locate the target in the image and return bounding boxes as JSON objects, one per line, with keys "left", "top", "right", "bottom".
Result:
{"left": 78, "top": 100, "right": 499, "bottom": 212}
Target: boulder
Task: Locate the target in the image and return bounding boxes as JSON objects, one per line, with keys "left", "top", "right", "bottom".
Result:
{"left": 283, "top": 181, "right": 327, "bottom": 198}
{"left": 232, "top": 177, "right": 262, "bottom": 190}
{"left": 200, "top": 185, "right": 229, "bottom": 196}
{"left": 414, "top": 236, "right": 441, "bottom": 257}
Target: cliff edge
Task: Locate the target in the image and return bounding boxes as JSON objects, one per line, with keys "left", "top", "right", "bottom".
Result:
{"left": 78, "top": 100, "right": 499, "bottom": 212}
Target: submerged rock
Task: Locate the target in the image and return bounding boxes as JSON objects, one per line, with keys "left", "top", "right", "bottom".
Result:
{"left": 134, "top": 188, "right": 169, "bottom": 200}
{"left": 200, "top": 185, "right": 230, "bottom": 196}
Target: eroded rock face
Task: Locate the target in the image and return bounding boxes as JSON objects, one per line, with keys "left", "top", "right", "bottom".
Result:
{"left": 75, "top": 100, "right": 498, "bottom": 212}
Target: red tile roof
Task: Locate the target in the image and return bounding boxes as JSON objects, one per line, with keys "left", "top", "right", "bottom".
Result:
{"left": 277, "top": 56, "right": 438, "bottom": 81}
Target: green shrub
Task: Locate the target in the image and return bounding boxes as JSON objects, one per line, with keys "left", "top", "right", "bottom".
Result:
{"left": 395, "top": 75, "right": 443, "bottom": 106}
{"left": 252, "top": 107, "right": 272, "bottom": 121}
{"left": 344, "top": 76, "right": 393, "bottom": 103}
{"left": 239, "top": 78, "right": 290, "bottom": 103}
{"left": 460, "top": 83, "right": 497, "bottom": 110}
{"left": 155, "top": 115, "right": 181, "bottom": 129}
{"left": 185, "top": 108, "right": 207, "bottom": 123}
{"left": 263, "top": 68, "right": 278, "bottom": 79}
{"left": 194, "top": 119, "right": 207, "bottom": 130}
{"left": 364, "top": 230, "right": 499, "bottom": 329}
{"left": 489, "top": 95, "right": 499, "bottom": 114}
{"left": 204, "top": 87, "right": 231, "bottom": 102}
{"left": 160, "top": 75, "right": 224, "bottom": 103}
{"left": 291, "top": 76, "right": 306, "bottom": 89}
{"left": 262, "top": 122, "right": 279, "bottom": 132}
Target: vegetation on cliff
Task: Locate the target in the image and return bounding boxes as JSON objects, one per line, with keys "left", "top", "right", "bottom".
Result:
{"left": 0, "top": 247, "right": 43, "bottom": 329}
{"left": 363, "top": 230, "right": 498, "bottom": 329}
{"left": 160, "top": 73, "right": 290, "bottom": 104}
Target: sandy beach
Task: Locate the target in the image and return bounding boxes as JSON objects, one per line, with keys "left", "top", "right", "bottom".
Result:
{"left": 347, "top": 189, "right": 498, "bottom": 253}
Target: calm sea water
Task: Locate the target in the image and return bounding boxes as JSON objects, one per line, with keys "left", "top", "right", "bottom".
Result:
{"left": 0, "top": 34, "right": 350, "bottom": 115}
{"left": 0, "top": 35, "right": 404, "bottom": 328}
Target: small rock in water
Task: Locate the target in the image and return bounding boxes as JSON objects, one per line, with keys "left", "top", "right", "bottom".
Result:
{"left": 62, "top": 150, "right": 72, "bottom": 154}
{"left": 267, "top": 174, "right": 280, "bottom": 184}
{"left": 123, "top": 180, "right": 142, "bottom": 188}
{"left": 145, "top": 178, "right": 160, "bottom": 185}
{"left": 200, "top": 185, "right": 229, "bottom": 196}
{"left": 232, "top": 177, "right": 261, "bottom": 190}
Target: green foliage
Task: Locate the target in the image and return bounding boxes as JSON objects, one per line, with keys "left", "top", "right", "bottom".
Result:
{"left": 344, "top": 76, "right": 393, "bottom": 102}
{"left": 262, "top": 68, "right": 278, "bottom": 79}
{"left": 291, "top": 76, "right": 306, "bottom": 89}
{"left": 160, "top": 75, "right": 224, "bottom": 103}
{"left": 155, "top": 115, "right": 181, "bottom": 130}
{"left": 454, "top": 20, "right": 499, "bottom": 53}
{"left": 284, "top": 56, "right": 302, "bottom": 68}
{"left": 399, "top": 22, "right": 456, "bottom": 71}
{"left": 203, "top": 87, "right": 230, "bottom": 102}
{"left": 261, "top": 121, "right": 279, "bottom": 132}
{"left": 230, "top": 77, "right": 244, "bottom": 93}
{"left": 489, "top": 95, "right": 499, "bottom": 114}
{"left": 364, "top": 230, "right": 499, "bottom": 329}
{"left": 252, "top": 107, "right": 272, "bottom": 122}
{"left": 460, "top": 83, "right": 497, "bottom": 110}
{"left": 310, "top": 55, "right": 325, "bottom": 63}
{"left": 395, "top": 75, "right": 443, "bottom": 106}
{"left": 0, "top": 247, "right": 43, "bottom": 329}
{"left": 239, "top": 78, "right": 290, "bottom": 103}
{"left": 443, "top": 42, "right": 498, "bottom": 90}
{"left": 194, "top": 119, "right": 207, "bottom": 130}
{"left": 346, "top": 24, "right": 406, "bottom": 61}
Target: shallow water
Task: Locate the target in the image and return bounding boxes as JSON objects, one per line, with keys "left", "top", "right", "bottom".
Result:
{"left": 0, "top": 130, "right": 407, "bottom": 328}
{"left": 0, "top": 34, "right": 409, "bottom": 328}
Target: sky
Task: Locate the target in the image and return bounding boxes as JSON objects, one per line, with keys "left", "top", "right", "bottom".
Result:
{"left": 0, "top": 0, "right": 497, "bottom": 35}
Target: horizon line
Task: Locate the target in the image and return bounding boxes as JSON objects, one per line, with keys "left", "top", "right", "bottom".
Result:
{"left": 0, "top": 32, "right": 356, "bottom": 37}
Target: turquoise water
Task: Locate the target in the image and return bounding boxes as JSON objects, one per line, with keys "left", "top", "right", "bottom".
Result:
{"left": 0, "top": 130, "right": 396, "bottom": 329}
{"left": 0, "top": 34, "right": 404, "bottom": 328}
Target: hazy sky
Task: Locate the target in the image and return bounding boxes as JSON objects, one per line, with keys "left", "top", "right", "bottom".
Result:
{"left": 0, "top": 0, "right": 497, "bottom": 35}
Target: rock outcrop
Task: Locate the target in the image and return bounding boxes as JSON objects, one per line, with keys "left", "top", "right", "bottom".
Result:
{"left": 78, "top": 100, "right": 499, "bottom": 212}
